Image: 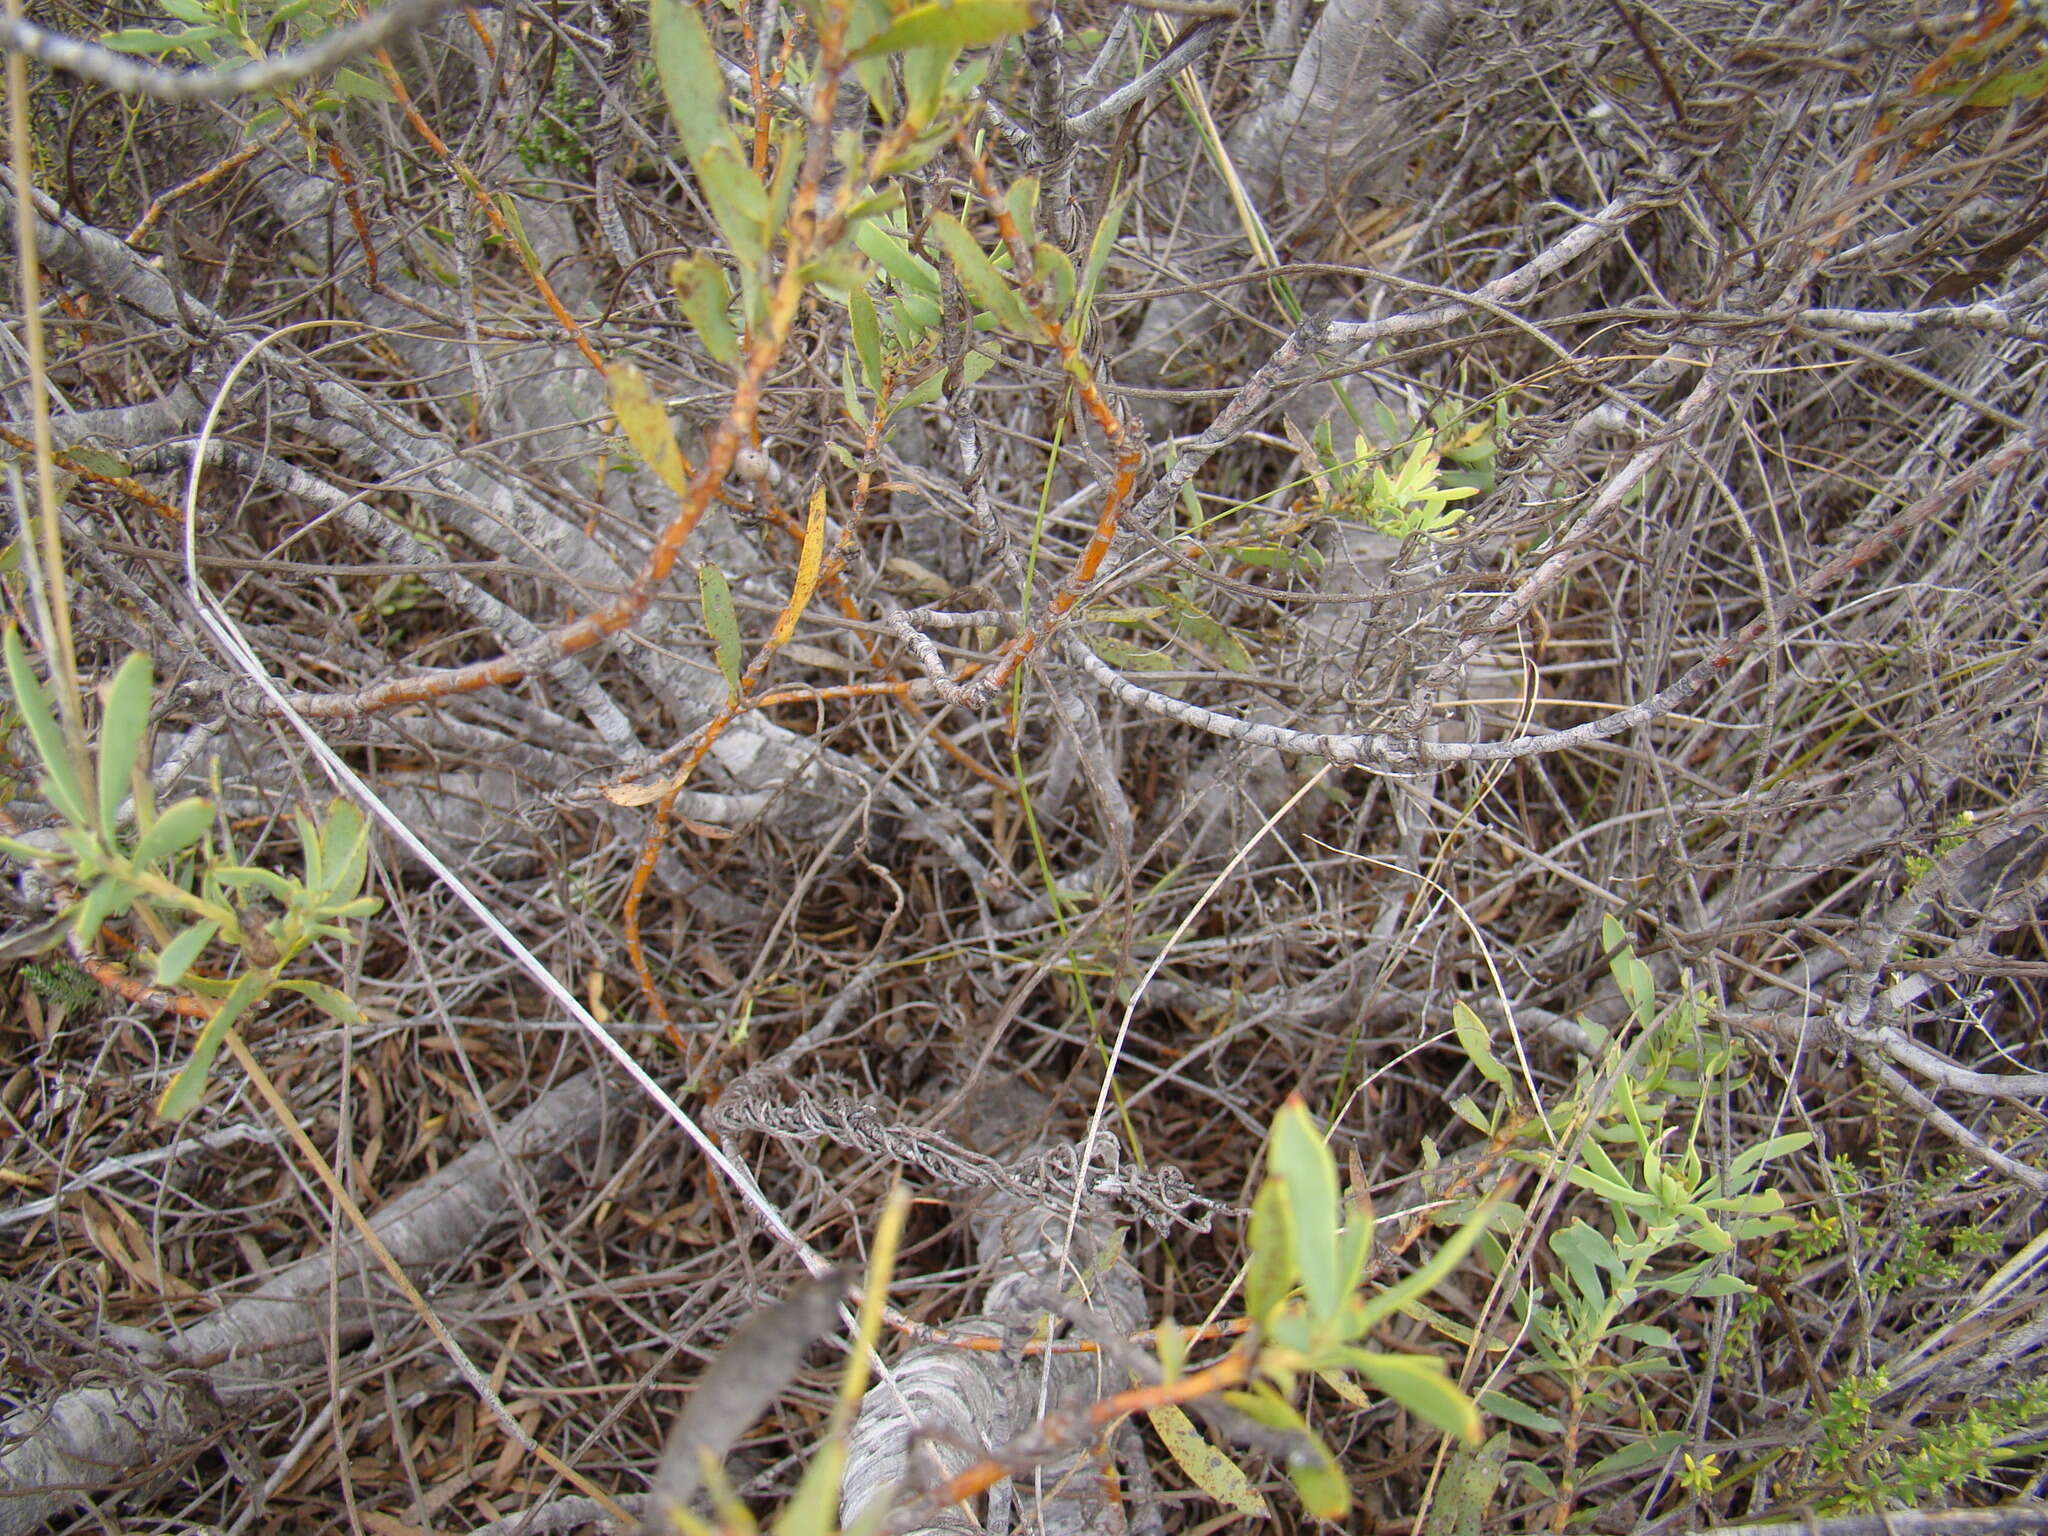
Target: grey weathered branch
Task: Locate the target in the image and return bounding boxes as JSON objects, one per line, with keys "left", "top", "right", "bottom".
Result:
{"left": 0, "top": 1070, "right": 619, "bottom": 1535}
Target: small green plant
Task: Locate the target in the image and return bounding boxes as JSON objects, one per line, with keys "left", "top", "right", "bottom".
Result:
{"left": 1446, "top": 919, "right": 1812, "bottom": 1518}
{"left": 0, "top": 627, "right": 380, "bottom": 1120}
{"left": 97, "top": 0, "right": 395, "bottom": 143}
{"left": 1309, "top": 400, "right": 1501, "bottom": 540}
{"left": 517, "top": 56, "right": 596, "bottom": 177}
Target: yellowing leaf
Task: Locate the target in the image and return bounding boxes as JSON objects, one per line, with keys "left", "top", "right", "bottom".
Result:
{"left": 609, "top": 363, "right": 693, "bottom": 500}
{"left": 1148, "top": 1404, "right": 1271, "bottom": 1518}
{"left": 771, "top": 486, "right": 830, "bottom": 647}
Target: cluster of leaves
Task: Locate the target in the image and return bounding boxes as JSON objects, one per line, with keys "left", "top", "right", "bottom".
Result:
{"left": 1152, "top": 1097, "right": 1488, "bottom": 1520}
{"left": 98, "top": 0, "right": 396, "bottom": 134}
{"left": 1304, "top": 399, "right": 1503, "bottom": 540}
{"left": 1445, "top": 920, "right": 1812, "bottom": 1509}
{"left": 1809, "top": 1368, "right": 2048, "bottom": 1511}
{"left": 0, "top": 627, "right": 379, "bottom": 1119}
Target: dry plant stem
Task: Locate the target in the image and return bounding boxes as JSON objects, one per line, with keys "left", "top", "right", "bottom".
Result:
{"left": 0, "top": 0, "right": 456, "bottom": 100}
{"left": 1074, "top": 428, "right": 2044, "bottom": 768}
{"left": 0, "top": 1069, "right": 620, "bottom": 1535}
{"left": 367, "top": 47, "right": 607, "bottom": 373}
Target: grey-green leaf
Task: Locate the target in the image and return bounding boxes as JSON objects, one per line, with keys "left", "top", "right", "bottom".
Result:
{"left": 97, "top": 652, "right": 154, "bottom": 838}
{"left": 4, "top": 625, "right": 91, "bottom": 833}
{"left": 699, "top": 561, "right": 743, "bottom": 699}
{"left": 155, "top": 920, "right": 219, "bottom": 987}
{"left": 651, "top": 0, "right": 732, "bottom": 164}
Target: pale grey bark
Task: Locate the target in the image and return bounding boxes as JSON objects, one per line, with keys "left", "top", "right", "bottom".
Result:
{"left": 0, "top": 1069, "right": 617, "bottom": 1535}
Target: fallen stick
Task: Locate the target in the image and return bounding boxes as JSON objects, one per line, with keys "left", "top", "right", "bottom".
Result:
{"left": 0, "top": 1069, "right": 618, "bottom": 1535}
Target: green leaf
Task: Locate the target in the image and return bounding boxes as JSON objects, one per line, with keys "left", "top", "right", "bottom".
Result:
{"left": 1477, "top": 1389, "right": 1562, "bottom": 1434}
{"left": 154, "top": 919, "right": 218, "bottom": 987}
{"left": 332, "top": 66, "right": 396, "bottom": 101}
{"left": 1148, "top": 1404, "right": 1271, "bottom": 1518}
{"left": 157, "top": 967, "right": 270, "bottom": 1120}
{"left": 210, "top": 865, "right": 297, "bottom": 902}
{"left": 771, "top": 1437, "right": 843, "bottom": 1536}
{"left": 5, "top": 625, "right": 92, "bottom": 833}
{"left": 315, "top": 799, "right": 371, "bottom": 904}
{"left": 1244, "top": 1175, "right": 1294, "bottom": 1321}
{"left": 1725, "top": 1131, "right": 1814, "bottom": 1185}
{"left": 927, "top": 213, "right": 1035, "bottom": 337}
{"left": 100, "top": 24, "right": 221, "bottom": 52}
{"left": 899, "top": 37, "right": 960, "bottom": 129}
{"left": 854, "top": 222, "right": 941, "bottom": 298}
{"left": 849, "top": 287, "right": 884, "bottom": 394}
{"left": 1358, "top": 1187, "right": 1507, "bottom": 1332}
{"left": 1452, "top": 1002, "right": 1513, "bottom": 1088}
{"left": 1349, "top": 1351, "right": 1483, "bottom": 1444}
{"left": 651, "top": 0, "right": 732, "bottom": 163}
{"left": 1004, "top": 174, "right": 1040, "bottom": 249}
{"left": 277, "top": 978, "right": 367, "bottom": 1025}
{"left": 1268, "top": 1097, "right": 1343, "bottom": 1323}
{"left": 96, "top": 652, "right": 154, "bottom": 837}
{"left": 1224, "top": 1389, "right": 1347, "bottom": 1519}
{"left": 698, "top": 142, "right": 773, "bottom": 271}
{"left": 1586, "top": 1432, "right": 1683, "bottom": 1483}
{"left": 699, "top": 562, "right": 743, "bottom": 700}
{"left": 132, "top": 795, "right": 214, "bottom": 866}
{"left": 72, "top": 875, "right": 137, "bottom": 941}
{"left": 1422, "top": 1432, "right": 1511, "bottom": 1536}
{"left": 850, "top": 0, "right": 1032, "bottom": 59}
{"left": 1032, "top": 242, "right": 1076, "bottom": 322}
{"left": 64, "top": 446, "right": 132, "bottom": 478}
{"left": 671, "top": 255, "right": 741, "bottom": 366}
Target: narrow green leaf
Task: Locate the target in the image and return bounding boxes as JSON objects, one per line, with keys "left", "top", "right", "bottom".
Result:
{"left": 1352, "top": 1351, "right": 1483, "bottom": 1444}
{"left": 1358, "top": 1185, "right": 1508, "bottom": 1332}
{"left": 5, "top": 625, "right": 92, "bottom": 833}
{"left": 1586, "top": 1432, "right": 1683, "bottom": 1483}
{"left": 927, "top": 213, "right": 1036, "bottom": 337}
{"left": 154, "top": 919, "right": 218, "bottom": 988}
{"left": 493, "top": 192, "right": 540, "bottom": 269}
{"left": 854, "top": 222, "right": 941, "bottom": 298}
{"left": 651, "top": 0, "right": 732, "bottom": 163}
{"left": 850, "top": 0, "right": 1032, "bottom": 59}
{"left": 276, "top": 978, "right": 366, "bottom": 1025}
{"left": 1725, "top": 1130, "right": 1814, "bottom": 1185}
{"left": 72, "top": 876, "right": 137, "bottom": 942}
{"left": 332, "top": 66, "right": 397, "bottom": 101}
{"left": 900, "top": 38, "right": 961, "bottom": 129}
{"left": 1452, "top": 1001, "right": 1513, "bottom": 1088}
{"left": 158, "top": 967, "right": 270, "bottom": 1120}
{"left": 96, "top": 652, "right": 154, "bottom": 836}
{"left": 1422, "top": 1431, "right": 1511, "bottom": 1536}
{"left": 698, "top": 142, "right": 772, "bottom": 270}
{"left": 1004, "top": 174, "right": 1040, "bottom": 250}
{"left": 699, "top": 562, "right": 743, "bottom": 700}
{"left": 1477, "top": 1389, "right": 1562, "bottom": 1435}
{"left": 132, "top": 795, "right": 214, "bottom": 866}
{"left": 210, "top": 865, "right": 297, "bottom": 902}
{"left": 1148, "top": 1404, "right": 1271, "bottom": 1518}
{"left": 671, "top": 254, "right": 741, "bottom": 366}
{"left": 1244, "top": 1175, "right": 1294, "bottom": 1321}
{"left": 849, "top": 287, "right": 884, "bottom": 394}
{"left": 1269, "top": 1097, "right": 1343, "bottom": 1323}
